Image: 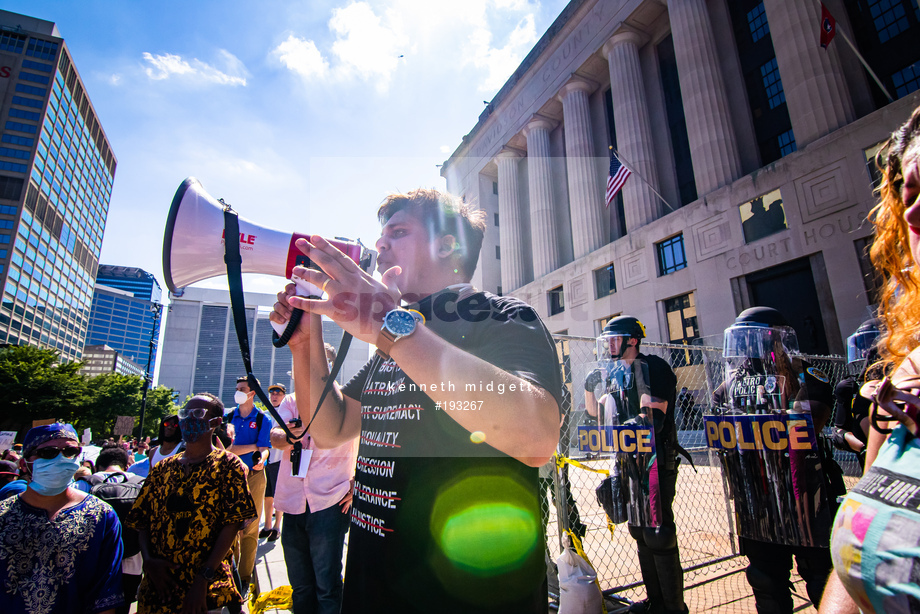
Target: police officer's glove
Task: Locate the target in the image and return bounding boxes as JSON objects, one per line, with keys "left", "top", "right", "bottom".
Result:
{"left": 585, "top": 369, "right": 603, "bottom": 392}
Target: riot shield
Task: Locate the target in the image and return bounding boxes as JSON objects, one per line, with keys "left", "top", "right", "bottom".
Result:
{"left": 579, "top": 360, "right": 662, "bottom": 528}
{"left": 706, "top": 371, "right": 833, "bottom": 547}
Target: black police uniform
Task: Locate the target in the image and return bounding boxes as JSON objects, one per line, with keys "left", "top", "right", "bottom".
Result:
{"left": 713, "top": 361, "right": 840, "bottom": 614}
{"left": 596, "top": 353, "right": 686, "bottom": 614}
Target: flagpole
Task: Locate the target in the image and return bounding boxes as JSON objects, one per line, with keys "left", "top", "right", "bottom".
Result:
{"left": 610, "top": 147, "right": 677, "bottom": 213}
{"left": 817, "top": 0, "right": 894, "bottom": 103}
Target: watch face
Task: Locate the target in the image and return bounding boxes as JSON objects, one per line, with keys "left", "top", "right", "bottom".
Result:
{"left": 385, "top": 310, "right": 417, "bottom": 336}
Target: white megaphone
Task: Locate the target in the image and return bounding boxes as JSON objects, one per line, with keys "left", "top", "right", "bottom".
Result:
{"left": 163, "top": 177, "right": 377, "bottom": 336}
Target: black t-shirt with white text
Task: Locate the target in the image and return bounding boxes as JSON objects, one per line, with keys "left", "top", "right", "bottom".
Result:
{"left": 339, "top": 289, "right": 562, "bottom": 614}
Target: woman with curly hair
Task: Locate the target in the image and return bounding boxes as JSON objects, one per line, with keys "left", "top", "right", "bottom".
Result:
{"left": 820, "top": 105, "right": 920, "bottom": 613}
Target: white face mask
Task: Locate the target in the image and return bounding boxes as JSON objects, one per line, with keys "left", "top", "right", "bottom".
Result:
{"left": 234, "top": 391, "right": 249, "bottom": 405}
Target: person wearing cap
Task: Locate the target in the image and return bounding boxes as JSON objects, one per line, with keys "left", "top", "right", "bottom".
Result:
{"left": 260, "top": 382, "right": 287, "bottom": 542}
{"left": 0, "top": 423, "right": 125, "bottom": 614}
{"left": 585, "top": 315, "right": 688, "bottom": 614}
{"left": 127, "top": 393, "right": 257, "bottom": 614}
{"left": 0, "top": 458, "right": 26, "bottom": 500}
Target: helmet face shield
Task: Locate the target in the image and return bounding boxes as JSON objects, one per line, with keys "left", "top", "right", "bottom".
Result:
{"left": 596, "top": 332, "right": 632, "bottom": 362}
{"left": 846, "top": 329, "right": 879, "bottom": 375}
{"left": 723, "top": 323, "right": 798, "bottom": 374}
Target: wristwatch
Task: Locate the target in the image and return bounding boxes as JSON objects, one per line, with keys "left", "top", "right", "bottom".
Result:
{"left": 198, "top": 565, "right": 217, "bottom": 581}
{"left": 376, "top": 308, "right": 424, "bottom": 359}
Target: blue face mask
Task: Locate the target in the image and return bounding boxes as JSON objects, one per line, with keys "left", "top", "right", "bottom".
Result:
{"left": 29, "top": 455, "right": 81, "bottom": 496}
{"left": 179, "top": 416, "right": 214, "bottom": 443}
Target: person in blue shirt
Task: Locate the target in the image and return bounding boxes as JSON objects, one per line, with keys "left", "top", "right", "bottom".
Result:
{"left": 225, "top": 376, "right": 273, "bottom": 594}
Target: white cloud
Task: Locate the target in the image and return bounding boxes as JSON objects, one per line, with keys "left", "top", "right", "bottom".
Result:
{"left": 273, "top": 0, "right": 540, "bottom": 93}
{"left": 467, "top": 13, "right": 538, "bottom": 92}
{"left": 273, "top": 35, "right": 329, "bottom": 79}
{"left": 141, "top": 50, "right": 248, "bottom": 86}
{"left": 329, "top": 3, "right": 405, "bottom": 87}
{"left": 274, "top": 2, "right": 406, "bottom": 92}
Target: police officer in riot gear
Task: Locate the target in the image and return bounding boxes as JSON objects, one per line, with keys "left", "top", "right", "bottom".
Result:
{"left": 711, "top": 307, "right": 838, "bottom": 614}
{"left": 830, "top": 319, "right": 882, "bottom": 468}
{"left": 585, "top": 316, "right": 687, "bottom": 614}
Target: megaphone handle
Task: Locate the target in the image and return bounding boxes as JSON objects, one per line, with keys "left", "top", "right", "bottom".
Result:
{"left": 271, "top": 275, "right": 322, "bottom": 348}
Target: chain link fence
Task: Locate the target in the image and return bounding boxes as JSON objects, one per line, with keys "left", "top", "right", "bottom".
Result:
{"left": 543, "top": 336, "right": 854, "bottom": 611}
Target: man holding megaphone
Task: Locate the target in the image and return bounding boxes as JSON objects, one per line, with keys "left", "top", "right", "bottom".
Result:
{"left": 270, "top": 188, "right": 563, "bottom": 613}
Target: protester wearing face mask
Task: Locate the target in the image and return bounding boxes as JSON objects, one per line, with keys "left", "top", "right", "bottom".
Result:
{"left": 224, "top": 376, "right": 272, "bottom": 596}
{"left": 0, "top": 423, "right": 125, "bottom": 613}
{"left": 127, "top": 393, "right": 256, "bottom": 614}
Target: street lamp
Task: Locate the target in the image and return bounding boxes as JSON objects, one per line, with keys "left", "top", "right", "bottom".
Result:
{"left": 138, "top": 302, "right": 162, "bottom": 438}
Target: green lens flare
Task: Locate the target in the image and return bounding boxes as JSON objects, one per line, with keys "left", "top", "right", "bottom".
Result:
{"left": 430, "top": 475, "right": 538, "bottom": 576}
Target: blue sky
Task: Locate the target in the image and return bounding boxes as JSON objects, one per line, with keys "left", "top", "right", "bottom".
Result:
{"left": 6, "top": 0, "right": 569, "bottom": 297}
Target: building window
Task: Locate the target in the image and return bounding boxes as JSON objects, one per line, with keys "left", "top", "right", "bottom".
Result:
{"left": 664, "top": 292, "right": 702, "bottom": 366}
{"left": 495, "top": 245, "right": 500, "bottom": 259}
{"left": 865, "top": 141, "right": 886, "bottom": 188}
{"left": 869, "top": 0, "right": 910, "bottom": 42}
{"left": 777, "top": 129, "right": 797, "bottom": 157}
{"left": 594, "top": 263, "right": 616, "bottom": 298}
{"left": 549, "top": 286, "right": 564, "bottom": 316}
{"left": 892, "top": 59, "right": 920, "bottom": 98}
{"left": 656, "top": 235, "right": 687, "bottom": 276}
{"left": 748, "top": 3, "right": 770, "bottom": 42}
{"left": 760, "top": 58, "right": 786, "bottom": 109}
{"left": 494, "top": 212, "right": 499, "bottom": 226}
{"left": 496, "top": 285, "right": 502, "bottom": 296}
{"left": 657, "top": 35, "right": 697, "bottom": 206}
{"left": 493, "top": 181, "right": 498, "bottom": 195}
{"left": 26, "top": 38, "right": 58, "bottom": 61}
{"left": 855, "top": 237, "right": 883, "bottom": 306}
{"left": 741, "top": 189, "right": 788, "bottom": 243}
{"left": 0, "top": 32, "right": 26, "bottom": 54}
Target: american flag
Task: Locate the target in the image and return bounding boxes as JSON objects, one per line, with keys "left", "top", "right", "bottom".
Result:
{"left": 606, "top": 152, "right": 631, "bottom": 208}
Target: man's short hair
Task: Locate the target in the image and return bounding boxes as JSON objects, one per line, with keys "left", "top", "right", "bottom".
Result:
{"left": 96, "top": 446, "right": 129, "bottom": 471}
{"left": 377, "top": 188, "right": 487, "bottom": 277}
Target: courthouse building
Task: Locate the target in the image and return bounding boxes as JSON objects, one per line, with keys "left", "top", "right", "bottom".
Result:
{"left": 442, "top": 0, "right": 920, "bottom": 355}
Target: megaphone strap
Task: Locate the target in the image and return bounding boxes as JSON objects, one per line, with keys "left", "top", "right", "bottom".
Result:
{"left": 222, "top": 206, "right": 347, "bottom": 444}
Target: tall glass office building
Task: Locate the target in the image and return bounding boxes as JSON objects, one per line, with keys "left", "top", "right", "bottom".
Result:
{"left": 86, "top": 266, "right": 161, "bottom": 368}
{"left": 0, "top": 10, "right": 116, "bottom": 361}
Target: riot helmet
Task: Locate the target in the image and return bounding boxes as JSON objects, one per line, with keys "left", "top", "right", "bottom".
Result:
{"left": 723, "top": 307, "right": 799, "bottom": 374}
{"left": 597, "top": 315, "right": 646, "bottom": 361}
{"left": 846, "top": 318, "right": 881, "bottom": 376}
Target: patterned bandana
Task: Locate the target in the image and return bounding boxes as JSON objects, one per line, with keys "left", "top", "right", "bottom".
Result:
{"left": 22, "top": 424, "right": 79, "bottom": 459}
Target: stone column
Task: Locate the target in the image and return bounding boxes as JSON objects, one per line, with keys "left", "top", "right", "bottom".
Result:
{"left": 494, "top": 149, "right": 526, "bottom": 291}
{"left": 666, "top": 0, "right": 742, "bottom": 194}
{"left": 558, "top": 76, "right": 606, "bottom": 259}
{"left": 603, "top": 28, "right": 662, "bottom": 231}
{"left": 523, "top": 116, "right": 561, "bottom": 278}
{"left": 763, "top": 0, "right": 854, "bottom": 147}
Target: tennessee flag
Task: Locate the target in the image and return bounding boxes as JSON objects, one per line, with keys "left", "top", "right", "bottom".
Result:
{"left": 820, "top": 3, "right": 836, "bottom": 49}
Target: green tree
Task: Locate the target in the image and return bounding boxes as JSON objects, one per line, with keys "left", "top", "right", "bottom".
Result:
{"left": 74, "top": 374, "right": 181, "bottom": 442}
{"left": 73, "top": 373, "right": 143, "bottom": 440}
{"left": 0, "top": 345, "right": 90, "bottom": 436}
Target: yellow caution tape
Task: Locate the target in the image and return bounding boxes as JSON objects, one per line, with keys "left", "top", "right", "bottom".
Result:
{"left": 554, "top": 452, "right": 610, "bottom": 476}
{"left": 249, "top": 585, "right": 293, "bottom": 614}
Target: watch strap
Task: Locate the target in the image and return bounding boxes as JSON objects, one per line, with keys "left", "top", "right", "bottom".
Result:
{"left": 376, "top": 327, "right": 399, "bottom": 359}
